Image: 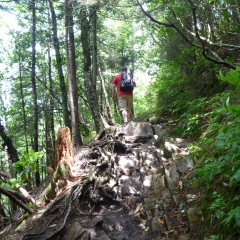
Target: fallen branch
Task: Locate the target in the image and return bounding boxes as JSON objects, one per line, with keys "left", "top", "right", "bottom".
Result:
{"left": 0, "top": 187, "right": 35, "bottom": 214}
{"left": 16, "top": 184, "right": 36, "bottom": 204}
{"left": 0, "top": 170, "right": 36, "bottom": 205}
{"left": 0, "top": 170, "right": 11, "bottom": 179}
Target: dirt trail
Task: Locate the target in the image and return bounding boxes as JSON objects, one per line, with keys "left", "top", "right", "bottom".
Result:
{"left": 1, "top": 121, "right": 201, "bottom": 240}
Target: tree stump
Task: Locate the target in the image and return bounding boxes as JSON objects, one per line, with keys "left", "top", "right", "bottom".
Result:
{"left": 54, "top": 127, "right": 73, "bottom": 169}
{"left": 46, "top": 128, "right": 75, "bottom": 201}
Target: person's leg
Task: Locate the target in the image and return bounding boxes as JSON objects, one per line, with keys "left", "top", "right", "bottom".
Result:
{"left": 127, "top": 110, "right": 131, "bottom": 120}
{"left": 118, "top": 95, "right": 128, "bottom": 123}
{"left": 121, "top": 109, "right": 128, "bottom": 123}
{"left": 126, "top": 95, "right": 133, "bottom": 121}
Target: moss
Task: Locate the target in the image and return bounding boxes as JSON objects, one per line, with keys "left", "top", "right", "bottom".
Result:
{"left": 83, "top": 131, "right": 97, "bottom": 145}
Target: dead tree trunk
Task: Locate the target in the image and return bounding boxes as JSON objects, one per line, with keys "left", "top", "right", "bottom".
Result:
{"left": 46, "top": 128, "right": 77, "bottom": 201}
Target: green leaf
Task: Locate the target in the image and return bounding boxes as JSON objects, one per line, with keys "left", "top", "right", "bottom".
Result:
{"left": 222, "top": 9, "right": 229, "bottom": 19}
{"left": 234, "top": 209, "right": 240, "bottom": 227}
{"left": 230, "top": 169, "right": 240, "bottom": 187}
{"left": 222, "top": 207, "right": 240, "bottom": 227}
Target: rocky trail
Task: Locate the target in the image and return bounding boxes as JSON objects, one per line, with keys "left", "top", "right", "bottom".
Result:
{"left": 1, "top": 121, "right": 202, "bottom": 240}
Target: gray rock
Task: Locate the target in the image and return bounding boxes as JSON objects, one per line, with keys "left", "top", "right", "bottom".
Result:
{"left": 144, "top": 197, "right": 156, "bottom": 212}
{"left": 118, "top": 156, "right": 138, "bottom": 167}
{"left": 113, "top": 235, "right": 129, "bottom": 240}
{"left": 164, "top": 166, "right": 179, "bottom": 190}
{"left": 96, "top": 230, "right": 111, "bottom": 240}
{"left": 187, "top": 207, "right": 202, "bottom": 232}
{"left": 120, "top": 175, "right": 142, "bottom": 195}
{"left": 152, "top": 174, "right": 166, "bottom": 190}
{"left": 142, "top": 152, "right": 157, "bottom": 167}
{"left": 164, "top": 214, "right": 173, "bottom": 230}
{"left": 125, "top": 122, "right": 153, "bottom": 136}
{"left": 62, "top": 222, "right": 89, "bottom": 240}
{"left": 143, "top": 174, "right": 153, "bottom": 189}
{"left": 178, "top": 234, "right": 191, "bottom": 240}
{"left": 152, "top": 125, "right": 169, "bottom": 137}
{"left": 151, "top": 216, "right": 165, "bottom": 232}
{"left": 176, "top": 157, "right": 194, "bottom": 174}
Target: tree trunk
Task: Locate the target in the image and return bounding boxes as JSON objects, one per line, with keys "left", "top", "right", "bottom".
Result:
{"left": 46, "top": 127, "right": 76, "bottom": 200}
{"left": 54, "top": 128, "right": 73, "bottom": 170}
{"left": 0, "top": 196, "right": 6, "bottom": 217}
{"left": 80, "top": 6, "right": 103, "bottom": 133}
{"left": 65, "top": 0, "right": 83, "bottom": 153}
{"left": 18, "top": 50, "right": 29, "bottom": 153}
{"left": 0, "top": 124, "right": 19, "bottom": 164}
{"left": 45, "top": 42, "right": 55, "bottom": 169}
{"left": 31, "top": 0, "right": 40, "bottom": 186}
{"left": 92, "top": 5, "right": 97, "bottom": 92}
{"left": 48, "top": 0, "right": 71, "bottom": 130}
{"left": 99, "top": 67, "right": 113, "bottom": 120}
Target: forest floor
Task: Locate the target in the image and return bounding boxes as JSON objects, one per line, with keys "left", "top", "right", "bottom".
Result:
{"left": 0, "top": 120, "right": 203, "bottom": 240}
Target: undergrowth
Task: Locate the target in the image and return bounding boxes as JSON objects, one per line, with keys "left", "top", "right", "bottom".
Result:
{"left": 152, "top": 66, "right": 240, "bottom": 239}
{"left": 145, "top": 65, "right": 240, "bottom": 238}
{"left": 188, "top": 67, "right": 240, "bottom": 239}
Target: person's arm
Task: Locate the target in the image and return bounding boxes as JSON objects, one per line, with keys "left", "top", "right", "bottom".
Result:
{"left": 112, "top": 83, "right": 117, "bottom": 99}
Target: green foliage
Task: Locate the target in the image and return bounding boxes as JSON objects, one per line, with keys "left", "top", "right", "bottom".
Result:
{"left": 113, "top": 114, "right": 123, "bottom": 124}
{"left": 0, "top": 2, "right": 239, "bottom": 238}
{"left": 13, "top": 149, "right": 42, "bottom": 185}
{"left": 218, "top": 66, "right": 240, "bottom": 88}
{"left": 134, "top": 72, "right": 156, "bottom": 119}
{"left": 190, "top": 68, "right": 240, "bottom": 238}
{"left": 8, "top": 177, "right": 22, "bottom": 188}
{"left": 209, "top": 235, "right": 219, "bottom": 240}
{"left": 222, "top": 207, "right": 240, "bottom": 227}
{"left": 14, "top": 149, "right": 40, "bottom": 172}
{"left": 82, "top": 131, "right": 97, "bottom": 145}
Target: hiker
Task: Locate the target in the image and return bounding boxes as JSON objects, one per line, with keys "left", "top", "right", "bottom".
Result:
{"left": 112, "top": 66, "right": 136, "bottom": 124}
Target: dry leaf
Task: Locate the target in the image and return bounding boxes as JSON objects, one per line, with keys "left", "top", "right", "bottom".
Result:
{"left": 157, "top": 218, "right": 164, "bottom": 224}
{"left": 134, "top": 203, "right": 142, "bottom": 214}
{"left": 109, "top": 225, "right": 114, "bottom": 231}
{"left": 164, "top": 230, "right": 170, "bottom": 235}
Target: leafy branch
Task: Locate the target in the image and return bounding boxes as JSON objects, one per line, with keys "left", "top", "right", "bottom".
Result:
{"left": 137, "top": 0, "right": 237, "bottom": 70}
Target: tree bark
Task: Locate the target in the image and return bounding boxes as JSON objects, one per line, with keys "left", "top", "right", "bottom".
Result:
{"left": 31, "top": 0, "right": 40, "bottom": 186}
{"left": 0, "top": 196, "right": 6, "bottom": 217}
{"left": 48, "top": 0, "right": 71, "bottom": 130}
{"left": 0, "top": 187, "right": 34, "bottom": 214}
{"left": 80, "top": 5, "right": 103, "bottom": 133}
{"left": 15, "top": 184, "right": 36, "bottom": 204}
{"left": 54, "top": 128, "right": 73, "bottom": 170}
{"left": 92, "top": 5, "right": 97, "bottom": 92}
{"left": 65, "top": 0, "right": 83, "bottom": 153}
{"left": 45, "top": 25, "right": 55, "bottom": 169}
{"left": 99, "top": 67, "right": 113, "bottom": 120}
{"left": 0, "top": 124, "right": 19, "bottom": 163}
{"left": 0, "top": 170, "right": 36, "bottom": 205}
{"left": 46, "top": 127, "right": 76, "bottom": 200}
{"left": 18, "top": 50, "right": 29, "bottom": 153}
